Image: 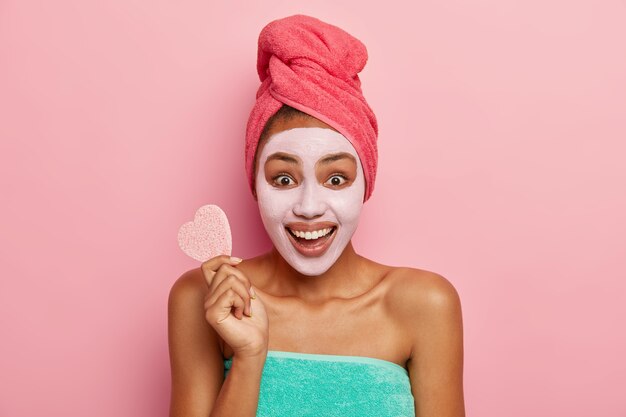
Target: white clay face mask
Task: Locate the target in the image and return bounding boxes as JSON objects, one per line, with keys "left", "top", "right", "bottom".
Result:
{"left": 255, "top": 127, "right": 366, "bottom": 276}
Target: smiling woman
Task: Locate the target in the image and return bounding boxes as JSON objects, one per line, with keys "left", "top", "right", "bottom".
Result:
{"left": 255, "top": 121, "right": 366, "bottom": 275}
{"left": 168, "top": 14, "right": 465, "bottom": 417}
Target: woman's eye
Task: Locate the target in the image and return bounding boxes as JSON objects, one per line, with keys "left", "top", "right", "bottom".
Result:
{"left": 326, "top": 175, "right": 348, "bottom": 187}
{"left": 273, "top": 175, "right": 295, "bottom": 186}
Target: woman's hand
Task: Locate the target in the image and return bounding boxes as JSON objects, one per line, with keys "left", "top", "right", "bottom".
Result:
{"left": 201, "top": 255, "right": 269, "bottom": 359}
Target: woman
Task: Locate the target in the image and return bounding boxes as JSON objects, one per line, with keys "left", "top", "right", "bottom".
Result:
{"left": 168, "top": 15, "right": 465, "bottom": 417}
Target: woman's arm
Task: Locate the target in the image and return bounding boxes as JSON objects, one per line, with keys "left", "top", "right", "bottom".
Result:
{"left": 392, "top": 270, "right": 466, "bottom": 417}
{"left": 168, "top": 269, "right": 265, "bottom": 417}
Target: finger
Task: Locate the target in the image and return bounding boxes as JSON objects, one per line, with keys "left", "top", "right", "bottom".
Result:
{"left": 206, "top": 289, "right": 239, "bottom": 324}
{"left": 208, "top": 288, "right": 246, "bottom": 323}
{"left": 205, "top": 274, "right": 252, "bottom": 317}
{"left": 232, "top": 293, "right": 246, "bottom": 320}
{"left": 201, "top": 255, "right": 243, "bottom": 288}
{"left": 207, "top": 264, "right": 253, "bottom": 313}
{"left": 208, "top": 263, "right": 254, "bottom": 300}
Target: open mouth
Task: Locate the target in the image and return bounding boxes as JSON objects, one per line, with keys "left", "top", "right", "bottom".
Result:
{"left": 284, "top": 226, "right": 337, "bottom": 256}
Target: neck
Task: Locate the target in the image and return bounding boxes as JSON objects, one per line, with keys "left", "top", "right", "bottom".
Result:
{"left": 265, "top": 241, "right": 367, "bottom": 303}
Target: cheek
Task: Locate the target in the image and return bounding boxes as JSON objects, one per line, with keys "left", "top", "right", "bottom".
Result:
{"left": 333, "top": 174, "right": 365, "bottom": 221}
{"left": 256, "top": 186, "right": 296, "bottom": 221}
{"left": 255, "top": 170, "right": 279, "bottom": 219}
{"left": 327, "top": 188, "right": 364, "bottom": 223}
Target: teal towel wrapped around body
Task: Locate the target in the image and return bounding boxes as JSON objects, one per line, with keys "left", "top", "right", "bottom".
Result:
{"left": 224, "top": 350, "right": 415, "bottom": 417}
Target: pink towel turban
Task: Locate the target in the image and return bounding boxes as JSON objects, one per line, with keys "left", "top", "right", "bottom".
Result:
{"left": 244, "top": 14, "right": 379, "bottom": 202}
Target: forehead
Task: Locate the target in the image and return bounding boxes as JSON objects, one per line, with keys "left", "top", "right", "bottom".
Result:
{"left": 259, "top": 127, "right": 359, "bottom": 162}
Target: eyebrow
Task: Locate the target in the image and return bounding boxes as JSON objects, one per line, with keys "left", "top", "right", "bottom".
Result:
{"left": 265, "top": 152, "right": 355, "bottom": 166}
{"left": 317, "top": 152, "right": 356, "bottom": 166}
{"left": 266, "top": 152, "right": 300, "bottom": 165}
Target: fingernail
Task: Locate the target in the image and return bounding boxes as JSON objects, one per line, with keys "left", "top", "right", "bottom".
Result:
{"left": 249, "top": 286, "right": 257, "bottom": 299}
{"left": 230, "top": 256, "right": 243, "bottom": 263}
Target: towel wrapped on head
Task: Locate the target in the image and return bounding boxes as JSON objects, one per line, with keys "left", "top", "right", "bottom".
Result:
{"left": 244, "top": 14, "right": 379, "bottom": 202}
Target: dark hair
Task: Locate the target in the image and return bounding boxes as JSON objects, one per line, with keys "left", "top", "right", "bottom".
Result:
{"left": 258, "top": 104, "right": 311, "bottom": 144}
{"left": 252, "top": 104, "right": 313, "bottom": 187}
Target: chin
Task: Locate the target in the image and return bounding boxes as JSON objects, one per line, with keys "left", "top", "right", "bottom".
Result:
{"left": 276, "top": 240, "right": 340, "bottom": 277}
{"left": 291, "top": 261, "right": 334, "bottom": 277}
{"left": 265, "top": 223, "right": 349, "bottom": 276}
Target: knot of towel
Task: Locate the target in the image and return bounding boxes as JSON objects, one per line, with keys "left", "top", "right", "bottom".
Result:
{"left": 245, "top": 14, "right": 379, "bottom": 202}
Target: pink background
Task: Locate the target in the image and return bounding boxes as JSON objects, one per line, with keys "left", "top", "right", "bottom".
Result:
{"left": 1, "top": 1, "right": 625, "bottom": 416}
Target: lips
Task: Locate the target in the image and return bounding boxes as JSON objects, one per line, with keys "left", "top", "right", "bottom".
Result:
{"left": 285, "top": 221, "right": 337, "bottom": 233}
{"left": 284, "top": 225, "right": 337, "bottom": 257}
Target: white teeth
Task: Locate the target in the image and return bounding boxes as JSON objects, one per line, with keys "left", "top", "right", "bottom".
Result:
{"left": 289, "top": 227, "right": 334, "bottom": 240}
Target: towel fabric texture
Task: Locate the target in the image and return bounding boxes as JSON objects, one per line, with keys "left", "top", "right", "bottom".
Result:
{"left": 244, "top": 14, "right": 379, "bottom": 202}
{"left": 224, "top": 350, "right": 415, "bottom": 416}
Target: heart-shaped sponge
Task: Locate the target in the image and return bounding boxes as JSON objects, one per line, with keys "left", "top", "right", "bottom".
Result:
{"left": 178, "top": 204, "right": 232, "bottom": 262}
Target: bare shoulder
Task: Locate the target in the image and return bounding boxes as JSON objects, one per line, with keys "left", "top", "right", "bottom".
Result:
{"left": 381, "top": 267, "right": 466, "bottom": 415}
{"left": 167, "top": 267, "right": 215, "bottom": 342}
{"left": 167, "top": 266, "right": 214, "bottom": 345}
{"left": 169, "top": 266, "right": 207, "bottom": 298}
{"left": 383, "top": 266, "right": 462, "bottom": 324}
{"left": 168, "top": 267, "right": 225, "bottom": 415}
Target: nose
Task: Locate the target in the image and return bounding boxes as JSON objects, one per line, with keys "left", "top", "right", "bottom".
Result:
{"left": 292, "top": 180, "right": 327, "bottom": 218}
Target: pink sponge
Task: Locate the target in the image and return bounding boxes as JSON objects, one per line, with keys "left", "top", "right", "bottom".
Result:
{"left": 177, "top": 204, "right": 232, "bottom": 262}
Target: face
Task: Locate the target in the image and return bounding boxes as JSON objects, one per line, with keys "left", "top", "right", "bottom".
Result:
{"left": 254, "top": 123, "right": 366, "bottom": 276}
